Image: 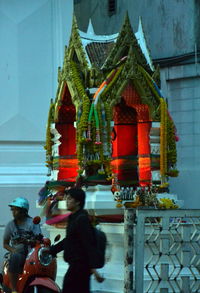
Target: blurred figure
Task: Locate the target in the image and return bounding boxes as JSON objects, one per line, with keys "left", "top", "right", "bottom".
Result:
{"left": 50, "top": 188, "right": 104, "bottom": 293}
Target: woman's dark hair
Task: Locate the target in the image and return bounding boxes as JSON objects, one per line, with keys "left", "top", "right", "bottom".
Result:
{"left": 65, "top": 188, "right": 86, "bottom": 209}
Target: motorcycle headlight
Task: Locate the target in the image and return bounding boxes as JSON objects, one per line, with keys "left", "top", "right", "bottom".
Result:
{"left": 38, "top": 247, "right": 53, "bottom": 266}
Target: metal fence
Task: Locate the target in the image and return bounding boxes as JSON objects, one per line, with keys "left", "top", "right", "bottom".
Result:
{"left": 124, "top": 208, "right": 200, "bottom": 293}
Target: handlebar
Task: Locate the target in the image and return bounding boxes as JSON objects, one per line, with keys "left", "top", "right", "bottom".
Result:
{"left": 12, "top": 233, "right": 44, "bottom": 246}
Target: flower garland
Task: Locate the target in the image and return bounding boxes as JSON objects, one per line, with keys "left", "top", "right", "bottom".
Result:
{"left": 138, "top": 65, "right": 161, "bottom": 104}
{"left": 69, "top": 61, "right": 90, "bottom": 172}
{"left": 140, "top": 66, "right": 179, "bottom": 179}
{"left": 69, "top": 62, "right": 115, "bottom": 180}
{"left": 54, "top": 80, "right": 64, "bottom": 122}
{"left": 98, "top": 101, "right": 113, "bottom": 179}
{"left": 77, "top": 64, "right": 125, "bottom": 179}
{"left": 166, "top": 115, "right": 178, "bottom": 171}
{"left": 160, "top": 100, "right": 178, "bottom": 178}
{"left": 138, "top": 64, "right": 178, "bottom": 178}
{"left": 160, "top": 98, "right": 167, "bottom": 181}
{"left": 69, "top": 61, "right": 111, "bottom": 178}
{"left": 44, "top": 102, "right": 55, "bottom": 168}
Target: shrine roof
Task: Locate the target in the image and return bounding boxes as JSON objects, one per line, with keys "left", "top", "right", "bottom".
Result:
{"left": 79, "top": 20, "right": 118, "bottom": 68}
{"left": 135, "top": 17, "right": 154, "bottom": 71}
{"left": 78, "top": 17, "right": 154, "bottom": 70}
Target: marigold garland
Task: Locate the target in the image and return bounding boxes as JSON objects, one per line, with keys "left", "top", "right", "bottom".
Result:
{"left": 160, "top": 98, "right": 167, "bottom": 181}
{"left": 44, "top": 102, "right": 55, "bottom": 168}
{"left": 138, "top": 64, "right": 178, "bottom": 178}
{"left": 138, "top": 65, "right": 161, "bottom": 104}
{"left": 69, "top": 62, "right": 112, "bottom": 178}
{"left": 69, "top": 61, "right": 90, "bottom": 171}
{"left": 166, "top": 115, "right": 178, "bottom": 170}
{"left": 74, "top": 63, "right": 124, "bottom": 179}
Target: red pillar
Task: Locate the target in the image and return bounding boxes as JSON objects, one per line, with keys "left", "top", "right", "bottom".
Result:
{"left": 137, "top": 121, "right": 152, "bottom": 186}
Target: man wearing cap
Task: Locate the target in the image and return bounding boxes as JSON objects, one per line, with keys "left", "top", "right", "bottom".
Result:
{"left": 50, "top": 188, "right": 99, "bottom": 293}
{"left": 3, "top": 197, "right": 41, "bottom": 293}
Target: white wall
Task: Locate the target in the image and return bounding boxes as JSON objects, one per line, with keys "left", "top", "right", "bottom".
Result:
{"left": 0, "top": 0, "right": 73, "bottom": 261}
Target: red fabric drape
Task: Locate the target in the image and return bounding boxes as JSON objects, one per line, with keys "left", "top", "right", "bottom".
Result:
{"left": 53, "top": 84, "right": 78, "bottom": 181}
{"left": 112, "top": 124, "right": 138, "bottom": 184}
{"left": 56, "top": 123, "right": 78, "bottom": 181}
{"left": 112, "top": 84, "right": 152, "bottom": 186}
{"left": 137, "top": 122, "right": 151, "bottom": 186}
{"left": 56, "top": 124, "right": 76, "bottom": 156}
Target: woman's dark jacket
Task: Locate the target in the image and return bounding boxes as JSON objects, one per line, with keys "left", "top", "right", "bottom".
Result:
{"left": 50, "top": 209, "right": 96, "bottom": 267}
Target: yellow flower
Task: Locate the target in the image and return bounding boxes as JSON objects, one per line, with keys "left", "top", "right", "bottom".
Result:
{"left": 159, "top": 182, "right": 169, "bottom": 188}
{"left": 159, "top": 198, "right": 178, "bottom": 209}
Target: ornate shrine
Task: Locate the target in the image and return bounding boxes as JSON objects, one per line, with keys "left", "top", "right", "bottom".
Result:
{"left": 39, "top": 14, "right": 179, "bottom": 224}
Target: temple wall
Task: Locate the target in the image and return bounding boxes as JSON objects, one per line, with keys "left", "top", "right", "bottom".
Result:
{"left": 160, "top": 63, "right": 200, "bottom": 208}
{"left": 0, "top": 0, "right": 73, "bottom": 265}
{"left": 74, "top": 0, "right": 200, "bottom": 59}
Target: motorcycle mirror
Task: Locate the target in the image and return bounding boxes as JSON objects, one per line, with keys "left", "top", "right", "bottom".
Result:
{"left": 33, "top": 216, "right": 41, "bottom": 224}
{"left": 54, "top": 234, "right": 61, "bottom": 243}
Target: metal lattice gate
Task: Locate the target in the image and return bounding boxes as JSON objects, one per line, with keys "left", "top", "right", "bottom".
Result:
{"left": 124, "top": 209, "right": 200, "bottom": 293}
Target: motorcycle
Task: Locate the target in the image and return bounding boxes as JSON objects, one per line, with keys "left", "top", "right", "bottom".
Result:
{"left": 0, "top": 217, "right": 61, "bottom": 293}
